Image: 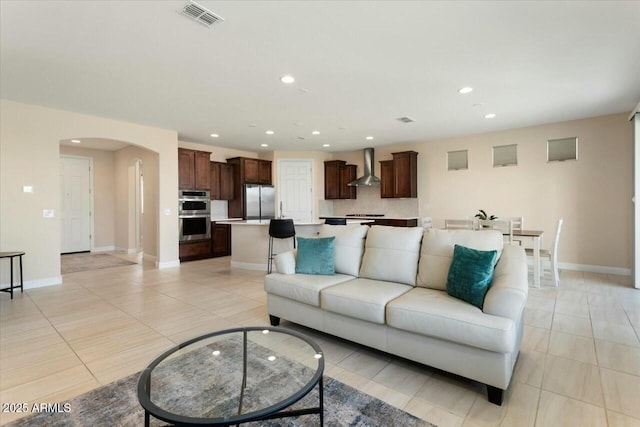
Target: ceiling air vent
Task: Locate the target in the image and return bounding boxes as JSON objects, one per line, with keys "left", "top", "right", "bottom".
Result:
{"left": 396, "top": 116, "right": 415, "bottom": 123}
{"left": 179, "top": 1, "right": 224, "bottom": 28}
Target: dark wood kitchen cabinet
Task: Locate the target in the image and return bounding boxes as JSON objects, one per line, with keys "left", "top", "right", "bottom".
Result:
{"left": 379, "top": 151, "right": 418, "bottom": 198}
{"left": 324, "top": 160, "right": 356, "bottom": 200}
{"left": 179, "top": 240, "right": 211, "bottom": 262}
{"left": 179, "top": 148, "right": 211, "bottom": 190}
{"left": 210, "top": 161, "right": 234, "bottom": 201}
{"left": 379, "top": 160, "right": 394, "bottom": 198}
{"left": 372, "top": 218, "right": 418, "bottom": 227}
{"left": 211, "top": 223, "right": 231, "bottom": 257}
{"left": 227, "top": 157, "right": 273, "bottom": 218}
{"left": 230, "top": 157, "right": 272, "bottom": 185}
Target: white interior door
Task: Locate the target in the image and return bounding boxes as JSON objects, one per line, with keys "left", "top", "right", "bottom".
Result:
{"left": 278, "top": 160, "right": 313, "bottom": 222}
{"left": 60, "top": 156, "right": 92, "bottom": 253}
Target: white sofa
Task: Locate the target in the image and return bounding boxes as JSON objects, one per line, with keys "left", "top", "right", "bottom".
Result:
{"left": 264, "top": 225, "right": 528, "bottom": 405}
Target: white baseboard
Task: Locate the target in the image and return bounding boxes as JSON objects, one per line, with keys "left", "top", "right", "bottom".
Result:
{"left": 0, "top": 276, "right": 62, "bottom": 290}
{"left": 92, "top": 246, "right": 116, "bottom": 252}
{"left": 558, "top": 262, "right": 631, "bottom": 276}
{"left": 230, "top": 261, "right": 267, "bottom": 271}
{"left": 157, "top": 259, "right": 180, "bottom": 269}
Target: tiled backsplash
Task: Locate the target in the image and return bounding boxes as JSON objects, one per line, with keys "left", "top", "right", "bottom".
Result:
{"left": 332, "top": 186, "right": 419, "bottom": 218}
{"left": 211, "top": 200, "right": 229, "bottom": 219}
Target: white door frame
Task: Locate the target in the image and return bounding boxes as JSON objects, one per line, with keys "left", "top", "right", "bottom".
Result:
{"left": 277, "top": 159, "right": 314, "bottom": 221}
{"left": 60, "top": 155, "right": 95, "bottom": 252}
{"left": 632, "top": 111, "right": 640, "bottom": 288}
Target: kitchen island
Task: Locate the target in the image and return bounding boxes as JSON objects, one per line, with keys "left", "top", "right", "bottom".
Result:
{"left": 216, "top": 219, "right": 370, "bottom": 270}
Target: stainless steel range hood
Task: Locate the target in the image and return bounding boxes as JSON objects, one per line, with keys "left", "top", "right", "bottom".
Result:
{"left": 348, "top": 148, "right": 380, "bottom": 186}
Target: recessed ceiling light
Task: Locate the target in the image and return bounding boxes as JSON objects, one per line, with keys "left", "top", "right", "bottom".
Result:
{"left": 71, "top": 139, "right": 81, "bottom": 143}
{"left": 458, "top": 87, "right": 473, "bottom": 94}
{"left": 312, "top": 130, "right": 320, "bottom": 135}
{"left": 261, "top": 144, "right": 268, "bottom": 147}
{"left": 210, "top": 133, "right": 219, "bottom": 138}
{"left": 366, "top": 136, "right": 374, "bottom": 140}
{"left": 280, "top": 75, "right": 295, "bottom": 84}
{"left": 485, "top": 113, "right": 497, "bottom": 119}
{"left": 265, "top": 130, "right": 275, "bottom": 135}
{"left": 248, "top": 124, "right": 257, "bottom": 127}
{"left": 323, "top": 144, "right": 330, "bottom": 147}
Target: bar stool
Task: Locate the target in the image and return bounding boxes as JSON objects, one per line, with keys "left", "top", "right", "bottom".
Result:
{"left": 325, "top": 218, "right": 347, "bottom": 225}
{"left": 0, "top": 251, "right": 25, "bottom": 299}
{"left": 268, "top": 219, "right": 296, "bottom": 274}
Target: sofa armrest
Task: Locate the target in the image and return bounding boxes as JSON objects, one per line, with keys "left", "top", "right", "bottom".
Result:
{"left": 274, "top": 249, "right": 297, "bottom": 274}
{"left": 483, "top": 245, "right": 528, "bottom": 322}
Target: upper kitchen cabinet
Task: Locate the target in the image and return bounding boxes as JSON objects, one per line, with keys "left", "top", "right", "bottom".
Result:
{"left": 233, "top": 157, "right": 272, "bottom": 185}
{"left": 324, "top": 160, "right": 357, "bottom": 200}
{"left": 379, "top": 160, "right": 394, "bottom": 198}
{"left": 227, "top": 157, "right": 273, "bottom": 218}
{"left": 178, "top": 148, "right": 211, "bottom": 190}
{"left": 210, "top": 161, "right": 234, "bottom": 201}
{"left": 380, "top": 151, "right": 418, "bottom": 198}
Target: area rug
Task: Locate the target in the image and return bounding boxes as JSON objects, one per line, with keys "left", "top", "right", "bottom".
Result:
{"left": 6, "top": 334, "right": 436, "bottom": 427}
{"left": 61, "top": 253, "right": 136, "bottom": 274}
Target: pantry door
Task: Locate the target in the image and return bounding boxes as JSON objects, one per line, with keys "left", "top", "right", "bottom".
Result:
{"left": 278, "top": 159, "right": 313, "bottom": 222}
{"left": 60, "top": 156, "right": 92, "bottom": 253}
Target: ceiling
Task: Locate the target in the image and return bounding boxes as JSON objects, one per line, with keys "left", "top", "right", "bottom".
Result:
{"left": 2, "top": 1, "right": 639, "bottom": 153}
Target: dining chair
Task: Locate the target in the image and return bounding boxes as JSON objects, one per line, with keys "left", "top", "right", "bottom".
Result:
{"left": 477, "top": 219, "right": 514, "bottom": 244}
{"left": 508, "top": 217, "right": 525, "bottom": 246}
{"left": 526, "top": 218, "right": 563, "bottom": 287}
{"left": 444, "top": 219, "right": 475, "bottom": 230}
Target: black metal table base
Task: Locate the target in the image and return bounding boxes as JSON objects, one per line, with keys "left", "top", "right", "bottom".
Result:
{"left": 144, "top": 377, "right": 324, "bottom": 427}
{"left": 0, "top": 252, "right": 25, "bottom": 300}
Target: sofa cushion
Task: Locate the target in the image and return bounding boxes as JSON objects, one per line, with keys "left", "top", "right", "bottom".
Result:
{"left": 295, "top": 236, "right": 335, "bottom": 275}
{"left": 386, "top": 287, "right": 516, "bottom": 353}
{"left": 417, "top": 228, "right": 504, "bottom": 291}
{"left": 274, "top": 249, "right": 296, "bottom": 274}
{"left": 321, "top": 278, "right": 412, "bottom": 324}
{"left": 318, "top": 224, "right": 369, "bottom": 276}
{"left": 264, "top": 273, "right": 354, "bottom": 307}
{"left": 446, "top": 244, "right": 497, "bottom": 309}
{"left": 359, "top": 226, "right": 424, "bottom": 286}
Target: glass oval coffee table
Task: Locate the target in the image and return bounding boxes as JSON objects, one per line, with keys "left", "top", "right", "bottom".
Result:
{"left": 137, "top": 326, "right": 324, "bottom": 426}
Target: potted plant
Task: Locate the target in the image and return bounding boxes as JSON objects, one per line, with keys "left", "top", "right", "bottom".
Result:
{"left": 475, "top": 210, "right": 497, "bottom": 228}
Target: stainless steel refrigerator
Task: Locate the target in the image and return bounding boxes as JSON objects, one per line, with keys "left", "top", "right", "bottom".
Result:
{"left": 244, "top": 184, "right": 275, "bottom": 220}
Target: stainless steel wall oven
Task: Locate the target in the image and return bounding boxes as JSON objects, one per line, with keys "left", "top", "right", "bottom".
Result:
{"left": 179, "top": 190, "right": 211, "bottom": 242}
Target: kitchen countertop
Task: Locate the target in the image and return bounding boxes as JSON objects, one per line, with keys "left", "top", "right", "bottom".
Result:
{"left": 216, "top": 219, "right": 374, "bottom": 226}
{"left": 320, "top": 216, "right": 419, "bottom": 220}
{"left": 216, "top": 219, "right": 324, "bottom": 226}
{"left": 210, "top": 217, "right": 243, "bottom": 222}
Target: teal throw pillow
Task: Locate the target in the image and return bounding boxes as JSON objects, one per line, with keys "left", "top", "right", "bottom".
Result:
{"left": 295, "top": 236, "right": 336, "bottom": 275}
{"left": 446, "top": 244, "right": 497, "bottom": 309}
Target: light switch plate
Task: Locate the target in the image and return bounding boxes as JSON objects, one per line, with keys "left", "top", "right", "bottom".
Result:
{"left": 163, "top": 209, "right": 171, "bottom": 216}
{"left": 23, "top": 185, "right": 33, "bottom": 193}
{"left": 43, "top": 209, "right": 54, "bottom": 218}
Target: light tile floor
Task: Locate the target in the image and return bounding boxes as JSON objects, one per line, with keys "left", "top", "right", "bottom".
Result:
{"left": 1, "top": 255, "right": 639, "bottom": 426}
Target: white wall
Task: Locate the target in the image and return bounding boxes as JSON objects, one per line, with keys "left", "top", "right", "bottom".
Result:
{"left": 334, "top": 113, "right": 632, "bottom": 271}
{"left": 114, "top": 146, "right": 159, "bottom": 258}
{"left": 0, "top": 100, "right": 179, "bottom": 288}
